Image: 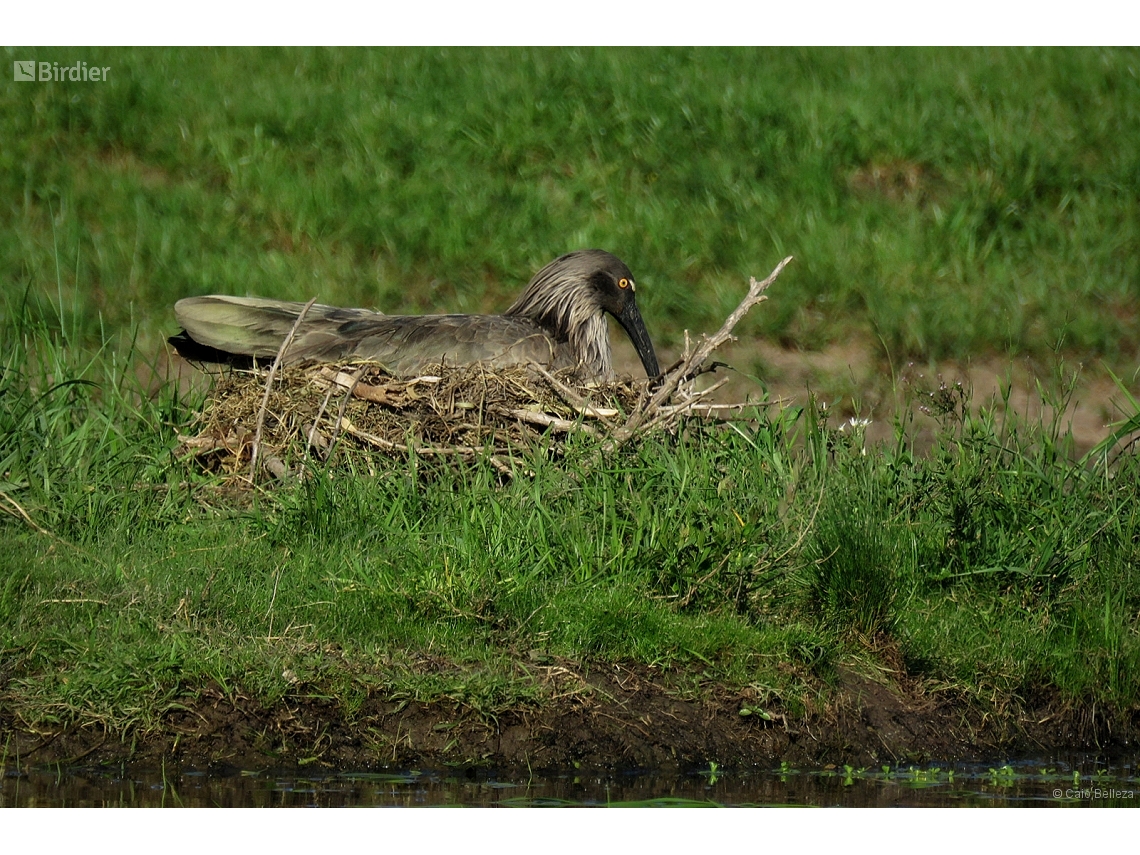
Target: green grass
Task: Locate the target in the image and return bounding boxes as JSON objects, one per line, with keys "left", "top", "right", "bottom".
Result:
{"left": 2, "top": 47, "right": 1140, "bottom": 740}
{"left": 2, "top": 299, "right": 1139, "bottom": 734}
{"left": 3, "top": 47, "right": 1140, "bottom": 362}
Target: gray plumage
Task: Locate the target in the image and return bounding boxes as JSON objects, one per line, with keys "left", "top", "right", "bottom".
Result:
{"left": 169, "top": 250, "right": 659, "bottom": 381}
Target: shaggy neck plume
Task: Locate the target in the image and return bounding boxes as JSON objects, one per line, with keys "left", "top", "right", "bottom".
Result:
{"left": 506, "top": 271, "right": 612, "bottom": 379}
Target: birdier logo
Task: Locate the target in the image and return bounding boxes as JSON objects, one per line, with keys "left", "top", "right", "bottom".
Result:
{"left": 14, "top": 60, "right": 110, "bottom": 82}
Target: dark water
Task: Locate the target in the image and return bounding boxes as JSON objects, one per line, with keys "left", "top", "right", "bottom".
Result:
{"left": 2, "top": 755, "right": 1138, "bottom": 807}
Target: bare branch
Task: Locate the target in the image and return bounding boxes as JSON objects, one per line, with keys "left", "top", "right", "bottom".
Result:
{"left": 488, "top": 405, "right": 601, "bottom": 437}
{"left": 608, "top": 256, "right": 792, "bottom": 448}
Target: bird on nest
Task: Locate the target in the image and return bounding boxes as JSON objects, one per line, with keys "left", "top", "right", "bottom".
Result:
{"left": 169, "top": 249, "right": 659, "bottom": 382}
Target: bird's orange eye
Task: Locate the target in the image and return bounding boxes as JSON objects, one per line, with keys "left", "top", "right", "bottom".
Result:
{"left": 619, "top": 278, "right": 630, "bottom": 289}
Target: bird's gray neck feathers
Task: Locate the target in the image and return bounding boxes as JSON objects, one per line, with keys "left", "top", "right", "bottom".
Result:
{"left": 506, "top": 270, "right": 613, "bottom": 380}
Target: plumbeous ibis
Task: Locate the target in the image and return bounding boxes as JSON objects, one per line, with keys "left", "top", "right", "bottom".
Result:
{"left": 169, "top": 250, "right": 659, "bottom": 381}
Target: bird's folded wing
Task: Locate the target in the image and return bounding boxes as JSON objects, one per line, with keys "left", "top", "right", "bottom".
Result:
{"left": 174, "top": 296, "right": 386, "bottom": 359}
{"left": 347, "top": 315, "right": 562, "bottom": 373}
{"left": 174, "top": 296, "right": 569, "bottom": 373}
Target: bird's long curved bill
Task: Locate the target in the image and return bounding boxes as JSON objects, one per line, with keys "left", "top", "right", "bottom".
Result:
{"left": 617, "top": 302, "right": 660, "bottom": 379}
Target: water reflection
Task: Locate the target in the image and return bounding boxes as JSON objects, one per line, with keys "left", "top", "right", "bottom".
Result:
{"left": 2, "top": 755, "right": 1136, "bottom": 807}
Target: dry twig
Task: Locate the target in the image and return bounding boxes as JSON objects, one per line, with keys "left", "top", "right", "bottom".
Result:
{"left": 615, "top": 255, "right": 793, "bottom": 445}
{"left": 250, "top": 296, "right": 317, "bottom": 482}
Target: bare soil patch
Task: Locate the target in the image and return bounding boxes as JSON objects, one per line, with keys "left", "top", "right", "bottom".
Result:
{"left": 612, "top": 334, "right": 1138, "bottom": 456}
{"left": 5, "top": 660, "right": 1135, "bottom": 776}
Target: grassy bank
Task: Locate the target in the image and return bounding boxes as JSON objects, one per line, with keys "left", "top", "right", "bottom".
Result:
{"left": 2, "top": 307, "right": 1138, "bottom": 755}
{"left": 2, "top": 47, "right": 1140, "bottom": 764}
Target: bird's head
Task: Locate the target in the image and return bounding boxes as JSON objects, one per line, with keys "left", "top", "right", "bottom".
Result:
{"left": 507, "top": 249, "right": 660, "bottom": 380}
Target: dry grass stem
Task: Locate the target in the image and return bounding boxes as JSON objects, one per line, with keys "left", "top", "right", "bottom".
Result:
{"left": 1, "top": 490, "right": 52, "bottom": 536}
{"left": 250, "top": 296, "right": 318, "bottom": 482}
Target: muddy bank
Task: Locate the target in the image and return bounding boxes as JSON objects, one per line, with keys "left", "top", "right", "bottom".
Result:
{"left": 5, "top": 661, "right": 1136, "bottom": 775}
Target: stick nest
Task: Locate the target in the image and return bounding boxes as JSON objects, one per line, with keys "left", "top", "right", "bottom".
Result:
{"left": 178, "top": 363, "right": 642, "bottom": 479}
{"left": 175, "top": 257, "right": 792, "bottom": 484}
